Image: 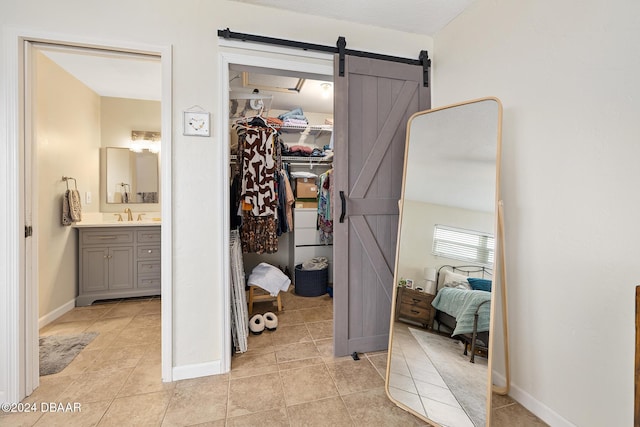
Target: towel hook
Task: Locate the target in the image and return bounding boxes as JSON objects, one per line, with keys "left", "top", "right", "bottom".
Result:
{"left": 62, "top": 176, "right": 77, "bottom": 190}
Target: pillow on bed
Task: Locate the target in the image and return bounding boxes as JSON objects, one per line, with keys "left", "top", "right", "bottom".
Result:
{"left": 441, "top": 271, "right": 471, "bottom": 290}
{"left": 468, "top": 277, "right": 492, "bottom": 292}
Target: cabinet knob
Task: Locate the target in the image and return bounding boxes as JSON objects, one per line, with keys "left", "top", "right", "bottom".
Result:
{"left": 148, "top": 250, "right": 153, "bottom": 254}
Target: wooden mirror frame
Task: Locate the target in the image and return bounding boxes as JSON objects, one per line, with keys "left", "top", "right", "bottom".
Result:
{"left": 384, "top": 97, "right": 510, "bottom": 426}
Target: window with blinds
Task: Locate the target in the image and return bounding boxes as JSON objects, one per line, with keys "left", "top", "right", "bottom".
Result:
{"left": 432, "top": 224, "right": 494, "bottom": 266}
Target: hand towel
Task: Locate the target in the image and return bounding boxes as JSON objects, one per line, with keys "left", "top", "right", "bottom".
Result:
{"left": 62, "top": 189, "right": 82, "bottom": 226}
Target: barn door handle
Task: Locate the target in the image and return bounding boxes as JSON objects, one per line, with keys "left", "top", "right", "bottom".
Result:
{"left": 339, "top": 191, "right": 346, "bottom": 223}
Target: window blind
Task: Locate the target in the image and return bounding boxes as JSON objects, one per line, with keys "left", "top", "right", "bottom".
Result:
{"left": 432, "top": 224, "right": 494, "bottom": 266}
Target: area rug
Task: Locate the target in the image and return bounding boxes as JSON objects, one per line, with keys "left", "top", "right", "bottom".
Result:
{"left": 408, "top": 327, "right": 487, "bottom": 427}
{"left": 39, "top": 332, "right": 98, "bottom": 376}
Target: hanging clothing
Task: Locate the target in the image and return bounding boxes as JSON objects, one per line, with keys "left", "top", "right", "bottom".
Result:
{"left": 234, "top": 120, "right": 287, "bottom": 253}
{"left": 282, "top": 169, "right": 295, "bottom": 233}
{"left": 240, "top": 212, "right": 278, "bottom": 254}
{"left": 230, "top": 174, "right": 242, "bottom": 230}
{"left": 276, "top": 171, "right": 288, "bottom": 235}
{"left": 318, "top": 169, "right": 333, "bottom": 244}
{"left": 240, "top": 127, "right": 277, "bottom": 217}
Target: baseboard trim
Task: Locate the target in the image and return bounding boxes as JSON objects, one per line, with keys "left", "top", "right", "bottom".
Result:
{"left": 172, "top": 360, "right": 222, "bottom": 382}
{"left": 493, "top": 372, "right": 575, "bottom": 427}
{"left": 38, "top": 298, "right": 76, "bottom": 329}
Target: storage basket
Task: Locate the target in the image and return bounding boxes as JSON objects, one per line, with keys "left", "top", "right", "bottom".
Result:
{"left": 294, "top": 264, "right": 328, "bottom": 297}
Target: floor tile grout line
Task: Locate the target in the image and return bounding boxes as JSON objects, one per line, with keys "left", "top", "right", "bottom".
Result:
{"left": 30, "top": 293, "right": 545, "bottom": 426}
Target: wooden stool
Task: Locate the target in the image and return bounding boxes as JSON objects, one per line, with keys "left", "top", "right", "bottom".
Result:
{"left": 247, "top": 285, "right": 283, "bottom": 315}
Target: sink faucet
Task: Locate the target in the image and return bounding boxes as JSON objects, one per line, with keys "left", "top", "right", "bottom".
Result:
{"left": 124, "top": 208, "right": 133, "bottom": 221}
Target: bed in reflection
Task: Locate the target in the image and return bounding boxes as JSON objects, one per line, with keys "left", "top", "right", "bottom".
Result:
{"left": 432, "top": 265, "right": 492, "bottom": 363}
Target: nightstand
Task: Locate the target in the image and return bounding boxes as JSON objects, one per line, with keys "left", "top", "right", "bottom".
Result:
{"left": 395, "top": 287, "right": 436, "bottom": 329}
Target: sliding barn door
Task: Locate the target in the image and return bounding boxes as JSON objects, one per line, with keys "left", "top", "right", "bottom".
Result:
{"left": 333, "top": 55, "right": 430, "bottom": 356}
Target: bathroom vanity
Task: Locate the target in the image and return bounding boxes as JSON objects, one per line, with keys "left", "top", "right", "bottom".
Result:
{"left": 75, "top": 223, "right": 160, "bottom": 306}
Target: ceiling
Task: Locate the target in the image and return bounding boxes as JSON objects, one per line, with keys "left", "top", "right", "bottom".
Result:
{"left": 38, "top": 46, "right": 161, "bottom": 101}
{"left": 229, "top": 65, "right": 333, "bottom": 114}
{"left": 228, "top": 0, "right": 475, "bottom": 36}
{"left": 37, "top": 1, "right": 476, "bottom": 108}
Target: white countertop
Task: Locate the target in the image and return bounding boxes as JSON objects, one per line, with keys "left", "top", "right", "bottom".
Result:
{"left": 72, "top": 212, "right": 161, "bottom": 228}
{"left": 73, "top": 220, "right": 161, "bottom": 228}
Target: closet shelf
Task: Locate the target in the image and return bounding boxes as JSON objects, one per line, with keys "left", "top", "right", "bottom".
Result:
{"left": 230, "top": 154, "right": 333, "bottom": 164}
{"left": 279, "top": 124, "right": 333, "bottom": 134}
{"left": 282, "top": 155, "right": 333, "bottom": 163}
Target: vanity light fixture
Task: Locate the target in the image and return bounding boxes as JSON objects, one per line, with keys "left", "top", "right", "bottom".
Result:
{"left": 130, "top": 130, "right": 161, "bottom": 153}
{"left": 320, "top": 82, "right": 332, "bottom": 99}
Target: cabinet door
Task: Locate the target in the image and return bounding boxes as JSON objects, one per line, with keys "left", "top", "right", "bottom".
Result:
{"left": 81, "top": 247, "right": 109, "bottom": 292}
{"left": 108, "top": 247, "right": 134, "bottom": 290}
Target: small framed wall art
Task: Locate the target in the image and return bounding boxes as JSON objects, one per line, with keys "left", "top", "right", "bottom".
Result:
{"left": 183, "top": 110, "right": 210, "bottom": 136}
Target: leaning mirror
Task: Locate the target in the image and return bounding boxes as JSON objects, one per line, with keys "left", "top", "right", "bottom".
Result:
{"left": 385, "top": 98, "right": 504, "bottom": 426}
{"left": 104, "top": 147, "right": 159, "bottom": 204}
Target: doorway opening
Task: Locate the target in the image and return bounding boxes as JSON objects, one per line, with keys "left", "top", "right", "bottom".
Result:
{"left": 13, "top": 38, "right": 173, "bottom": 400}
{"left": 219, "top": 46, "right": 336, "bottom": 370}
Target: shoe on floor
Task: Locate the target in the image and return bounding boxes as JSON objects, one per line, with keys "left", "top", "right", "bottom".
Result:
{"left": 264, "top": 312, "right": 278, "bottom": 331}
{"left": 249, "top": 314, "right": 265, "bottom": 335}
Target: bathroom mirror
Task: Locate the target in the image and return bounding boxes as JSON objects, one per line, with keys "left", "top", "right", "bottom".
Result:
{"left": 104, "top": 147, "right": 159, "bottom": 204}
{"left": 385, "top": 98, "right": 504, "bottom": 426}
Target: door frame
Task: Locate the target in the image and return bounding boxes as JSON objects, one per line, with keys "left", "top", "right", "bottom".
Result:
{"left": 217, "top": 39, "right": 333, "bottom": 370}
{"left": 1, "top": 28, "right": 173, "bottom": 402}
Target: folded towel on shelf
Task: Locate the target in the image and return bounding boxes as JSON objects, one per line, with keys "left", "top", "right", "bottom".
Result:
{"left": 62, "top": 189, "right": 82, "bottom": 226}
{"left": 290, "top": 171, "right": 318, "bottom": 179}
{"left": 248, "top": 263, "right": 291, "bottom": 297}
{"left": 288, "top": 145, "right": 314, "bottom": 155}
{"left": 282, "top": 118, "right": 309, "bottom": 127}
{"left": 277, "top": 107, "right": 304, "bottom": 120}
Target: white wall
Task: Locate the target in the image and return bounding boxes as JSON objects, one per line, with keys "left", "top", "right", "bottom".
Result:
{"left": 0, "top": 0, "right": 433, "bottom": 395}
{"left": 433, "top": 1, "right": 640, "bottom": 425}
{"left": 397, "top": 200, "right": 494, "bottom": 282}
{"left": 36, "top": 52, "right": 101, "bottom": 318}
{"left": 100, "top": 97, "right": 161, "bottom": 212}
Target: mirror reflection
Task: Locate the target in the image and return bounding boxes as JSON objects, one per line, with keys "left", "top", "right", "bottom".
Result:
{"left": 386, "top": 98, "right": 502, "bottom": 427}
{"left": 105, "top": 147, "right": 159, "bottom": 204}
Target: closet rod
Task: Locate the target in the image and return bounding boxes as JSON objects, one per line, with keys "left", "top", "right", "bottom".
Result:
{"left": 217, "top": 28, "right": 431, "bottom": 87}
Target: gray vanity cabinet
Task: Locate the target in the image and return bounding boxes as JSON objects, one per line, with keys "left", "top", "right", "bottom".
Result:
{"left": 77, "top": 226, "right": 161, "bottom": 306}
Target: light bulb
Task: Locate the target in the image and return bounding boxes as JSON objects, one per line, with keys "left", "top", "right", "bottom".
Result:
{"left": 320, "top": 82, "right": 332, "bottom": 99}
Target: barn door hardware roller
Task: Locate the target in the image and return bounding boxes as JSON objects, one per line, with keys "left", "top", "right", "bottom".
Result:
{"left": 419, "top": 50, "right": 431, "bottom": 87}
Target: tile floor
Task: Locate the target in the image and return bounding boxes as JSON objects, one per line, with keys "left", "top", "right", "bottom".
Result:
{"left": 1, "top": 291, "right": 547, "bottom": 426}
{"left": 388, "top": 323, "right": 481, "bottom": 426}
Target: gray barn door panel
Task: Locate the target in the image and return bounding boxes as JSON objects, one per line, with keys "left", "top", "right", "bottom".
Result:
{"left": 333, "top": 55, "right": 430, "bottom": 356}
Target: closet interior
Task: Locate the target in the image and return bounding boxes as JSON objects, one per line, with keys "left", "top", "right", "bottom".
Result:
{"left": 228, "top": 64, "right": 335, "bottom": 353}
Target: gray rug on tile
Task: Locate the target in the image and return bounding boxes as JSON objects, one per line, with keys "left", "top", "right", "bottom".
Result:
{"left": 409, "top": 327, "right": 487, "bottom": 427}
{"left": 39, "top": 332, "right": 98, "bottom": 376}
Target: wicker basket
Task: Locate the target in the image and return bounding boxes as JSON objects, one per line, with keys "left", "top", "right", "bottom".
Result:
{"left": 294, "top": 264, "right": 328, "bottom": 297}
